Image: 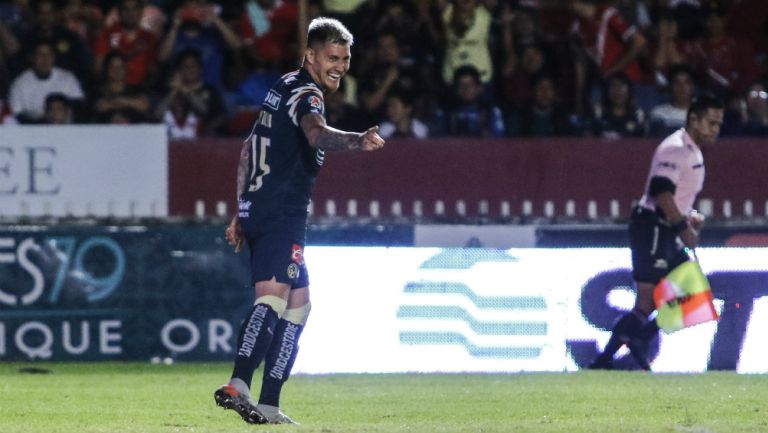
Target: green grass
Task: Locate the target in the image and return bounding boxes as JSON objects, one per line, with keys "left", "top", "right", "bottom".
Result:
{"left": 1, "top": 363, "right": 766, "bottom": 433}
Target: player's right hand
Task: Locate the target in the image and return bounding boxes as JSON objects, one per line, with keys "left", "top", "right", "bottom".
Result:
{"left": 225, "top": 216, "right": 244, "bottom": 253}
{"left": 361, "top": 125, "right": 385, "bottom": 151}
{"left": 679, "top": 226, "right": 699, "bottom": 249}
{"left": 689, "top": 210, "right": 705, "bottom": 231}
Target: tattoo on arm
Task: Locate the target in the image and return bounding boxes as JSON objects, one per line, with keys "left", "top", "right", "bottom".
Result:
{"left": 315, "top": 127, "right": 363, "bottom": 151}
{"left": 301, "top": 113, "right": 362, "bottom": 151}
{"left": 236, "top": 139, "right": 250, "bottom": 199}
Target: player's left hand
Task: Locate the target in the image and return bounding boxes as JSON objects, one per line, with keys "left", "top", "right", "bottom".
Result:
{"left": 361, "top": 125, "right": 385, "bottom": 151}
{"left": 225, "top": 216, "right": 244, "bottom": 253}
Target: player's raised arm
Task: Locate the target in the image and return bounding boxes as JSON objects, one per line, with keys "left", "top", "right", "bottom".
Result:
{"left": 300, "top": 112, "right": 384, "bottom": 151}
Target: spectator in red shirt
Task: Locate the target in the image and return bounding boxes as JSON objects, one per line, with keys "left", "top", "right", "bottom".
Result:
{"left": 239, "top": 0, "right": 298, "bottom": 69}
{"left": 569, "top": 0, "right": 647, "bottom": 83}
{"left": 683, "top": 5, "right": 759, "bottom": 100}
{"left": 568, "top": 0, "right": 647, "bottom": 116}
{"left": 93, "top": 0, "right": 158, "bottom": 87}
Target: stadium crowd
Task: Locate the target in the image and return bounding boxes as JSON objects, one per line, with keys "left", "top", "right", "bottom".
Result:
{"left": 0, "top": 0, "right": 767, "bottom": 139}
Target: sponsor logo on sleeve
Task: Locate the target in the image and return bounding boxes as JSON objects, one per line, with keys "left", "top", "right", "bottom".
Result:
{"left": 658, "top": 161, "right": 677, "bottom": 170}
{"left": 264, "top": 90, "right": 282, "bottom": 110}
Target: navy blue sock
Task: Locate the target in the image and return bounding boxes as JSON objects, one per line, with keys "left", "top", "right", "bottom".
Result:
{"left": 258, "top": 319, "right": 304, "bottom": 407}
{"left": 231, "top": 303, "right": 280, "bottom": 388}
{"left": 640, "top": 318, "right": 659, "bottom": 340}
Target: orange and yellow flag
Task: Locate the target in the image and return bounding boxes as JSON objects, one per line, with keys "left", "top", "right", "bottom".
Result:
{"left": 654, "top": 260, "right": 719, "bottom": 333}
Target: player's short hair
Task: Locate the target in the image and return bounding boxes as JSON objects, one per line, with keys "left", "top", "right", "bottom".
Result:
{"left": 687, "top": 94, "right": 724, "bottom": 123}
{"left": 306, "top": 17, "right": 354, "bottom": 48}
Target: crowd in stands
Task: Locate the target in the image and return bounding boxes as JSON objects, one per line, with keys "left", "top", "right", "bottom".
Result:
{"left": 1, "top": 0, "right": 767, "bottom": 139}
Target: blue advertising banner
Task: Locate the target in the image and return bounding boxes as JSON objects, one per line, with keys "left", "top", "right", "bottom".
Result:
{"left": 0, "top": 225, "right": 251, "bottom": 361}
{"left": 2, "top": 224, "right": 767, "bottom": 373}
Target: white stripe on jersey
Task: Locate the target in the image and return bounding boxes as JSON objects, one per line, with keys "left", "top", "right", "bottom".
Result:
{"left": 638, "top": 128, "right": 705, "bottom": 215}
{"left": 287, "top": 85, "right": 323, "bottom": 126}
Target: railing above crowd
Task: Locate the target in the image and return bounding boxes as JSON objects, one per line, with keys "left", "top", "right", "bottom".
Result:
{"left": 171, "top": 136, "right": 768, "bottom": 223}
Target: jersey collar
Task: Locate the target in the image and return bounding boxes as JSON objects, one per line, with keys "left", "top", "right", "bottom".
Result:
{"left": 299, "top": 67, "right": 323, "bottom": 92}
{"left": 681, "top": 127, "right": 698, "bottom": 149}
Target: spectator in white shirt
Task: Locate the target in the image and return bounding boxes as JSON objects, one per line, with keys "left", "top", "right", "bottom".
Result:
{"left": 379, "top": 90, "right": 428, "bottom": 139}
{"left": 8, "top": 41, "right": 84, "bottom": 123}
{"left": 649, "top": 65, "right": 696, "bottom": 137}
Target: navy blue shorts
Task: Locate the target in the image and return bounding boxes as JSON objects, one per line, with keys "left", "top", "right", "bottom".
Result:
{"left": 628, "top": 206, "right": 690, "bottom": 284}
{"left": 238, "top": 204, "right": 308, "bottom": 289}
{"left": 245, "top": 230, "right": 309, "bottom": 289}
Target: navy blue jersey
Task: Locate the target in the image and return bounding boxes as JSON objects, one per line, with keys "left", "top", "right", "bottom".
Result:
{"left": 240, "top": 68, "right": 326, "bottom": 221}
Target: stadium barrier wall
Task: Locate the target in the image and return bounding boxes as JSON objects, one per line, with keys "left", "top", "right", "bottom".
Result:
{"left": 3, "top": 128, "right": 767, "bottom": 221}
{"left": 1, "top": 125, "right": 168, "bottom": 217}
{"left": 170, "top": 137, "right": 768, "bottom": 220}
{"left": 1, "top": 225, "right": 767, "bottom": 373}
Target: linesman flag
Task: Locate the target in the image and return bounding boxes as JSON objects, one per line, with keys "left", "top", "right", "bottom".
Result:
{"left": 654, "top": 260, "right": 719, "bottom": 333}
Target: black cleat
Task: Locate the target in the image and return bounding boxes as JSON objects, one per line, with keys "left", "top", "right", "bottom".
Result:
{"left": 627, "top": 338, "right": 651, "bottom": 371}
{"left": 214, "top": 384, "right": 267, "bottom": 424}
{"left": 587, "top": 356, "right": 615, "bottom": 370}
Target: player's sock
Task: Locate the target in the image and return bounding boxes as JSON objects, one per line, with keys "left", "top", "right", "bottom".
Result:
{"left": 627, "top": 317, "right": 659, "bottom": 371}
{"left": 231, "top": 296, "right": 286, "bottom": 388}
{"left": 640, "top": 318, "right": 659, "bottom": 339}
{"left": 258, "top": 303, "right": 309, "bottom": 407}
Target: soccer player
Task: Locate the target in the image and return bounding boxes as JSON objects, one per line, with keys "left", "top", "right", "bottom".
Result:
{"left": 213, "top": 17, "right": 384, "bottom": 424}
{"left": 590, "top": 96, "right": 724, "bottom": 370}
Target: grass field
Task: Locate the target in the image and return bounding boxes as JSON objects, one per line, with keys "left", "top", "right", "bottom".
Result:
{"left": 1, "top": 362, "right": 767, "bottom": 433}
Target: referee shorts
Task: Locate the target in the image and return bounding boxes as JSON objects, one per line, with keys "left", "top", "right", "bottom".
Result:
{"left": 628, "top": 206, "right": 690, "bottom": 284}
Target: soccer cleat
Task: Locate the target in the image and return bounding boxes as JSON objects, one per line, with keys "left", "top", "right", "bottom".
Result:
{"left": 214, "top": 384, "right": 267, "bottom": 424}
{"left": 627, "top": 338, "right": 651, "bottom": 371}
{"left": 587, "top": 355, "right": 615, "bottom": 370}
{"left": 255, "top": 403, "right": 300, "bottom": 424}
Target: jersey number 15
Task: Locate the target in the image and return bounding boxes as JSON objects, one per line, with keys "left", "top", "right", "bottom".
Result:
{"left": 248, "top": 135, "right": 271, "bottom": 191}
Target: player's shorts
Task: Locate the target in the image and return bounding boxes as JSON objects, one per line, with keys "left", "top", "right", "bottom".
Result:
{"left": 240, "top": 213, "right": 309, "bottom": 289}
{"left": 628, "top": 205, "right": 690, "bottom": 284}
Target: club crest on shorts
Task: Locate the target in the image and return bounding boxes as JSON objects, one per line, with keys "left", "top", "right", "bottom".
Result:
{"left": 287, "top": 263, "right": 300, "bottom": 279}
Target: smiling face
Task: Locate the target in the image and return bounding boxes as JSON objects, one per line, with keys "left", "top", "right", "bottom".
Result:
{"left": 305, "top": 42, "right": 351, "bottom": 93}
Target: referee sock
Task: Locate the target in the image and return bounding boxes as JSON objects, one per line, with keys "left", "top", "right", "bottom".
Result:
{"left": 597, "top": 312, "right": 645, "bottom": 361}
{"left": 231, "top": 303, "right": 280, "bottom": 389}
{"left": 258, "top": 318, "right": 304, "bottom": 407}
{"left": 640, "top": 318, "right": 659, "bottom": 340}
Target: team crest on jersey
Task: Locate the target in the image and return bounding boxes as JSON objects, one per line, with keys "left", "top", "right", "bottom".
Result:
{"left": 308, "top": 95, "right": 324, "bottom": 113}
{"left": 291, "top": 244, "right": 305, "bottom": 265}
